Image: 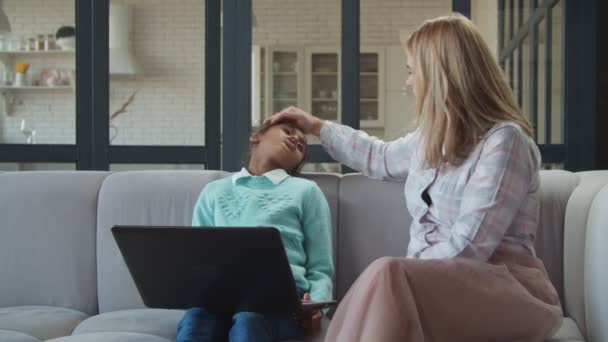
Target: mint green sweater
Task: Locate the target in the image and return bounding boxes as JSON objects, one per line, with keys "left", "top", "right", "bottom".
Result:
{"left": 192, "top": 174, "right": 334, "bottom": 301}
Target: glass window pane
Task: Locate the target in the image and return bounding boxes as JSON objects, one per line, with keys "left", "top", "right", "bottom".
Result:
{"left": 109, "top": 1, "right": 205, "bottom": 146}
{"left": 0, "top": 0, "right": 76, "bottom": 145}
{"left": 0, "top": 162, "right": 75, "bottom": 171}
{"left": 361, "top": 0, "right": 451, "bottom": 140}
{"left": 522, "top": 0, "right": 531, "bottom": 26}
{"left": 551, "top": 3, "right": 563, "bottom": 144}
{"left": 471, "top": 0, "right": 500, "bottom": 57}
{"left": 110, "top": 163, "right": 205, "bottom": 171}
{"left": 252, "top": 0, "right": 341, "bottom": 148}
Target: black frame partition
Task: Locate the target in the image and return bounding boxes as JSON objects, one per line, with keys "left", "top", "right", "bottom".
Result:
{"left": 2, "top": 0, "right": 602, "bottom": 172}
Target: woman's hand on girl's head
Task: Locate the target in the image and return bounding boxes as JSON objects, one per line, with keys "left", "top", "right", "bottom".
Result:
{"left": 264, "top": 107, "right": 325, "bottom": 137}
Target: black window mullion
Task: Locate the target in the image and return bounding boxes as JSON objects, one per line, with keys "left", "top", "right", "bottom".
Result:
{"left": 205, "top": 0, "right": 221, "bottom": 170}
{"left": 530, "top": 17, "right": 539, "bottom": 139}
{"left": 75, "top": 0, "right": 93, "bottom": 170}
{"left": 340, "top": 0, "right": 360, "bottom": 174}
{"left": 499, "top": 0, "right": 505, "bottom": 67}
{"left": 564, "top": 0, "right": 598, "bottom": 171}
{"left": 91, "top": 0, "right": 110, "bottom": 170}
{"left": 221, "top": 0, "right": 252, "bottom": 171}
{"left": 452, "top": 0, "right": 471, "bottom": 18}
{"left": 545, "top": 6, "right": 552, "bottom": 144}
{"left": 509, "top": 0, "right": 514, "bottom": 41}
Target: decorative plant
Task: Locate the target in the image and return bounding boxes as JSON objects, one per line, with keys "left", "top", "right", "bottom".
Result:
{"left": 55, "top": 26, "right": 75, "bottom": 39}
{"left": 110, "top": 90, "right": 138, "bottom": 122}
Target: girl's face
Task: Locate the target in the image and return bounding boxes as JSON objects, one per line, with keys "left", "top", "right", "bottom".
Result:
{"left": 250, "top": 124, "right": 307, "bottom": 172}
{"left": 406, "top": 51, "right": 417, "bottom": 97}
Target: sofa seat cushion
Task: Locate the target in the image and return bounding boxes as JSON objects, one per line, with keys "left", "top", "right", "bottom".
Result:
{"left": 72, "top": 309, "right": 184, "bottom": 341}
{"left": 46, "top": 332, "right": 171, "bottom": 342}
{"left": 550, "top": 317, "right": 586, "bottom": 341}
{"left": 0, "top": 306, "right": 88, "bottom": 341}
{"left": 0, "top": 330, "right": 42, "bottom": 342}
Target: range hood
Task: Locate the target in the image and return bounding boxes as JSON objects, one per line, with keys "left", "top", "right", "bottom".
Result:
{"left": 110, "top": 1, "right": 142, "bottom": 75}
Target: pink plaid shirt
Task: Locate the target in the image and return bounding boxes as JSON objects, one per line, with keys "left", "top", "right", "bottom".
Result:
{"left": 320, "top": 121, "right": 541, "bottom": 261}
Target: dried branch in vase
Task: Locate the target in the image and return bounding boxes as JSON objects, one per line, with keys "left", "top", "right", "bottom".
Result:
{"left": 110, "top": 90, "right": 138, "bottom": 122}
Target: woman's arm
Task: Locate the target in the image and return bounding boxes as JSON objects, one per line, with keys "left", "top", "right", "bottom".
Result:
{"left": 266, "top": 107, "right": 418, "bottom": 181}
{"left": 321, "top": 121, "right": 418, "bottom": 181}
{"left": 414, "top": 125, "right": 540, "bottom": 261}
{"left": 302, "top": 184, "right": 334, "bottom": 302}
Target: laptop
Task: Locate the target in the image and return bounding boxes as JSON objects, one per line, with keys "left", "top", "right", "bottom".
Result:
{"left": 111, "top": 226, "right": 335, "bottom": 314}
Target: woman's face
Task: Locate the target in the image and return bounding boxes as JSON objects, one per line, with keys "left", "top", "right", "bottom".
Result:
{"left": 406, "top": 51, "right": 417, "bottom": 97}
{"left": 250, "top": 124, "right": 307, "bottom": 172}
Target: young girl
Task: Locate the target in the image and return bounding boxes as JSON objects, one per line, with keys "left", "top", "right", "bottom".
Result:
{"left": 267, "top": 14, "right": 562, "bottom": 342}
{"left": 177, "top": 122, "right": 333, "bottom": 342}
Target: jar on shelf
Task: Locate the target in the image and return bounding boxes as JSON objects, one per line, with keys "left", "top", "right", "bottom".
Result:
{"left": 45, "top": 34, "right": 56, "bottom": 50}
{"left": 37, "top": 34, "right": 45, "bottom": 51}
{"left": 27, "top": 37, "right": 36, "bottom": 51}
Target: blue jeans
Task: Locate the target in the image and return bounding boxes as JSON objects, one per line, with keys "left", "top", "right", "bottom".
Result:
{"left": 176, "top": 308, "right": 304, "bottom": 342}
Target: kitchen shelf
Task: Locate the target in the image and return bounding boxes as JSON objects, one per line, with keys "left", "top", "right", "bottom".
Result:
{"left": 0, "top": 85, "right": 72, "bottom": 90}
{"left": 0, "top": 49, "right": 75, "bottom": 55}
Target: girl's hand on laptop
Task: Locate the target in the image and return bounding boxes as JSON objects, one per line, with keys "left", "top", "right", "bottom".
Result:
{"left": 264, "top": 107, "right": 325, "bottom": 137}
{"left": 296, "top": 293, "right": 322, "bottom": 336}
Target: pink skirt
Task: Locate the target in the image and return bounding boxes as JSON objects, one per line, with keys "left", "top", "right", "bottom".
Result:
{"left": 325, "top": 245, "right": 563, "bottom": 342}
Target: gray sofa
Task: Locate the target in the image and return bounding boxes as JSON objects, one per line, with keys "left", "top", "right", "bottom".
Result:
{"left": 1, "top": 170, "right": 607, "bottom": 342}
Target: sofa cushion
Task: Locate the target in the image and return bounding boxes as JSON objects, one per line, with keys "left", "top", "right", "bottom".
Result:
{"left": 0, "top": 306, "right": 88, "bottom": 341}
{"left": 46, "top": 332, "right": 172, "bottom": 342}
{"left": 535, "top": 171, "right": 580, "bottom": 303}
{"left": 564, "top": 171, "right": 608, "bottom": 336}
{"left": 336, "top": 174, "right": 411, "bottom": 300}
{"left": 0, "top": 330, "right": 42, "bottom": 342}
{"left": 96, "top": 171, "right": 230, "bottom": 313}
{"left": 72, "top": 309, "right": 184, "bottom": 341}
{"left": 584, "top": 182, "right": 608, "bottom": 341}
{"left": 72, "top": 309, "right": 328, "bottom": 342}
{"left": 0, "top": 172, "right": 108, "bottom": 315}
{"left": 550, "top": 317, "right": 585, "bottom": 341}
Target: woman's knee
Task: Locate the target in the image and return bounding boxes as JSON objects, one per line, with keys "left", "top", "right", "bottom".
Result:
{"left": 368, "top": 256, "right": 406, "bottom": 274}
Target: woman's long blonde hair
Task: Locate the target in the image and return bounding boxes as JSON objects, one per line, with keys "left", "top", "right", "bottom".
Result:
{"left": 405, "top": 14, "right": 532, "bottom": 168}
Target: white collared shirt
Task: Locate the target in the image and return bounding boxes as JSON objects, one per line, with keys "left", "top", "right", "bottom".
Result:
{"left": 232, "top": 167, "right": 290, "bottom": 185}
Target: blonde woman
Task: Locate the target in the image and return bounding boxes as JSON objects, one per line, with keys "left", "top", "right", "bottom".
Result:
{"left": 266, "top": 14, "right": 562, "bottom": 342}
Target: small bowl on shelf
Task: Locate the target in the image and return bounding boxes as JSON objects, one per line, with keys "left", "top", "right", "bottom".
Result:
{"left": 56, "top": 37, "right": 75, "bottom": 51}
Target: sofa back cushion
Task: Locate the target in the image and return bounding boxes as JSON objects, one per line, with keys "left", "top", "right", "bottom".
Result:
{"left": 583, "top": 181, "right": 608, "bottom": 341}
{"left": 96, "top": 171, "right": 340, "bottom": 313}
{"left": 96, "top": 171, "right": 229, "bottom": 312}
{"left": 535, "top": 170, "right": 580, "bottom": 305}
{"left": 335, "top": 171, "right": 578, "bottom": 304}
{"left": 0, "top": 171, "right": 108, "bottom": 315}
{"left": 336, "top": 174, "right": 411, "bottom": 300}
{"left": 563, "top": 171, "right": 608, "bottom": 336}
